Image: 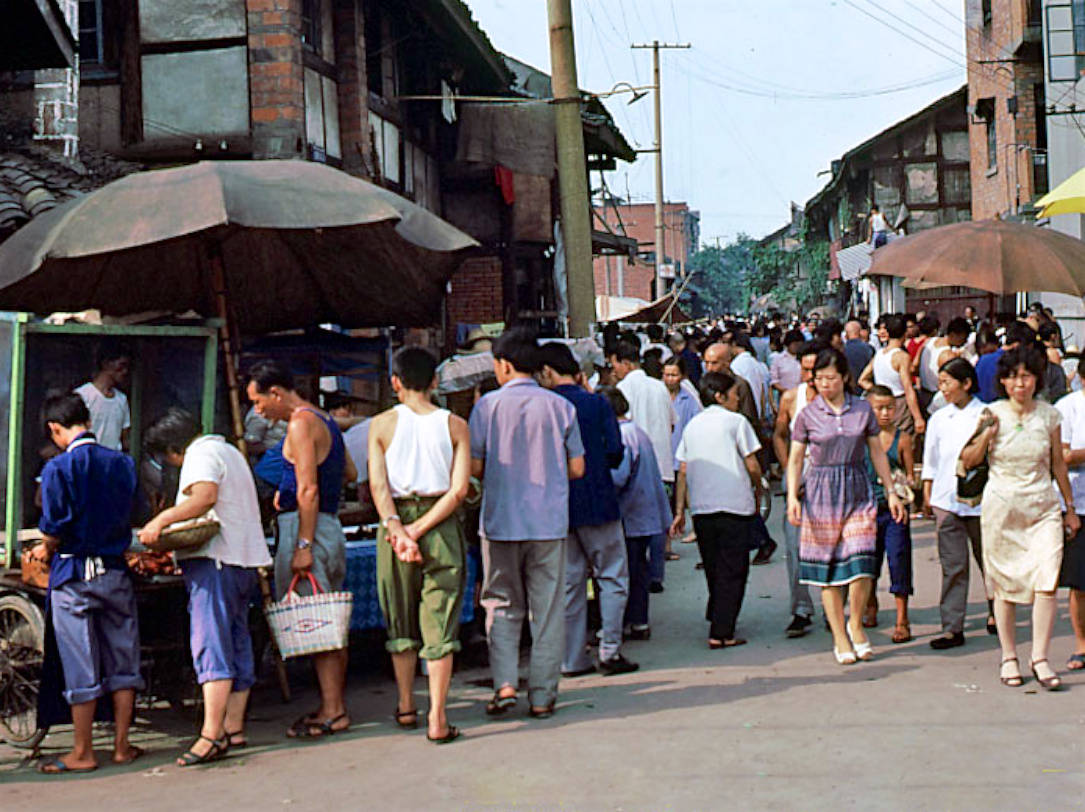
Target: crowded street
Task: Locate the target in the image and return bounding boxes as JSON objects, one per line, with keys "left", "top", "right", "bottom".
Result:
{"left": 5, "top": 499, "right": 1085, "bottom": 809}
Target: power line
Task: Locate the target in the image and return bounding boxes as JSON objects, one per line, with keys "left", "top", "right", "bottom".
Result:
{"left": 899, "top": 0, "right": 965, "bottom": 41}
{"left": 931, "top": 0, "right": 965, "bottom": 24}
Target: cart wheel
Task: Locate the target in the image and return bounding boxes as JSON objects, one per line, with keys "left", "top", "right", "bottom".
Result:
{"left": 0, "top": 594, "right": 47, "bottom": 749}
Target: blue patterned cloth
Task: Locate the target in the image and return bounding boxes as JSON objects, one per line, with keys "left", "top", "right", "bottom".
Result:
{"left": 344, "top": 540, "right": 477, "bottom": 631}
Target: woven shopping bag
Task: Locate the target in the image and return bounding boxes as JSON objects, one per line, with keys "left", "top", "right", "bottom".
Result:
{"left": 265, "top": 573, "right": 353, "bottom": 659}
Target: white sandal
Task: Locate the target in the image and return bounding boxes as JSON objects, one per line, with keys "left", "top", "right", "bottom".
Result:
{"left": 834, "top": 647, "right": 857, "bottom": 665}
{"left": 847, "top": 625, "right": 875, "bottom": 661}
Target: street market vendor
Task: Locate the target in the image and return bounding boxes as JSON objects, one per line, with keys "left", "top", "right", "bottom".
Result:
{"left": 30, "top": 393, "right": 143, "bottom": 774}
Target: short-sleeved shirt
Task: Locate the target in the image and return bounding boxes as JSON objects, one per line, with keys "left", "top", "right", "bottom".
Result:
{"left": 1058, "top": 391, "right": 1085, "bottom": 510}
{"left": 617, "top": 369, "right": 677, "bottom": 481}
{"left": 792, "top": 393, "right": 879, "bottom": 467}
{"left": 74, "top": 382, "right": 130, "bottom": 451}
{"left": 176, "top": 435, "right": 272, "bottom": 568}
{"left": 469, "top": 377, "right": 584, "bottom": 541}
{"left": 770, "top": 351, "right": 802, "bottom": 392}
{"left": 976, "top": 348, "right": 1004, "bottom": 403}
{"left": 553, "top": 384, "right": 622, "bottom": 529}
{"left": 922, "top": 397, "right": 984, "bottom": 516}
{"left": 670, "top": 387, "right": 703, "bottom": 465}
{"left": 676, "top": 405, "right": 761, "bottom": 516}
{"left": 843, "top": 339, "right": 874, "bottom": 388}
{"left": 613, "top": 420, "right": 672, "bottom": 537}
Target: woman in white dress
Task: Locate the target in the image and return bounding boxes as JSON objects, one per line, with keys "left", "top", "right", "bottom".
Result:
{"left": 961, "top": 344, "right": 1079, "bottom": 690}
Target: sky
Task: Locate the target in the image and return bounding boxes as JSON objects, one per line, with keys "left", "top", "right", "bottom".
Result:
{"left": 465, "top": 0, "right": 969, "bottom": 246}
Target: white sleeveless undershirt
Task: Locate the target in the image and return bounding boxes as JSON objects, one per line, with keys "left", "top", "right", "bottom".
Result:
{"left": 873, "top": 347, "right": 906, "bottom": 396}
{"left": 789, "top": 382, "right": 813, "bottom": 434}
{"left": 386, "top": 404, "right": 453, "bottom": 497}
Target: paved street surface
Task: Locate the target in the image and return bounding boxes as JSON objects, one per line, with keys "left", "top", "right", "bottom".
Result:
{"left": 5, "top": 497, "right": 1085, "bottom": 810}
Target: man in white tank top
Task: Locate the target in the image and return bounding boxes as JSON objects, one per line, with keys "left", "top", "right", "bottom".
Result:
{"left": 859, "top": 313, "right": 926, "bottom": 435}
{"left": 369, "top": 347, "right": 472, "bottom": 744}
{"left": 771, "top": 341, "right": 820, "bottom": 637}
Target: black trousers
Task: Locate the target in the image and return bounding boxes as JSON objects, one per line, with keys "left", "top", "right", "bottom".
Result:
{"left": 693, "top": 511, "right": 754, "bottom": 640}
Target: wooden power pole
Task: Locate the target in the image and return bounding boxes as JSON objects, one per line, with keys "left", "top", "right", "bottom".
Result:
{"left": 632, "top": 40, "right": 690, "bottom": 299}
{"left": 548, "top": 0, "right": 596, "bottom": 337}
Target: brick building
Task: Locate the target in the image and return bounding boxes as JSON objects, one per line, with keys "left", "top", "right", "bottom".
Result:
{"left": 966, "top": 0, "right": 1048, "bottom": 219}
{"left": 591, "top": 201, "right": 700, "bottom": 302}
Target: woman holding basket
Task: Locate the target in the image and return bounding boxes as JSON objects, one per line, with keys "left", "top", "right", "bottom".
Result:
{"left": 140, "top": 408, "right": 273, "bottom": 765}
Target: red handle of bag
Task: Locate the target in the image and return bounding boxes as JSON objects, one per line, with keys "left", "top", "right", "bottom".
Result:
{"left": 284, "top": 572, "right": 323, "bottom": 600}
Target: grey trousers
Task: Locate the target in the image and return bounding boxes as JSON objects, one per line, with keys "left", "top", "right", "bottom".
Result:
{"left": 564, "top": 520, "right": 629, "bottom": 669}
{"left": 481, "top": 538, "right": 565, "bottom": 708}
{"left": 934, "top": 508, "right": 984, "bottom": 634}
{"left": 784, "top": 511, "right": 814, "bottom": 619}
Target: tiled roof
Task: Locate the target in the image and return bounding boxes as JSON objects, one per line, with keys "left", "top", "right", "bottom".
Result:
{"left": 0, "top": 147, "right": 141, "bottom": 240}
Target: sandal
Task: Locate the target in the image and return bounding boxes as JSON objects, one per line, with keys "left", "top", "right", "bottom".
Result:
{"left": 891, "top": 623, "right": 912, "bottom": 644}
{"left": 665, "top": 552, "right": 681, "bottom": 561}
{"left": 999, "top": 656, "right": 1023, "bottom": 687}
{"left": 223, "top": 730, "right": 248, "bottom": 749}
{"left": 1030, "top": 658, "right": 1063, "bottom": 691}
{"left": 528, "top": 703, "right": 555, "bottom": 719}
{"left": 485, "top": 692, "right": 517, "bottom": 716}
{"left": 862, "top": 606, "right": 878, "bottom": 629}
{"left": 1067, "top": 653, "right": 1085, "bottom": 671}
{"left": 114, "top": 745, "right": 146, "bottom": 765}
{"left": 426, "top": 725, "right": 462, "bottom": 744}
{"left": 708, "top": 638, "right": 747, "bottom": 649}
{"left": 394, "top": 706, "right": 418, "bottom": 729}
{"left": 286, "top": 712, "right": 350, "bottom": 739}
{"left": 38, "top": 757, "right": 98, "bottom": 774}
{"left": 177, "top": 735, "right": 229, "bottom": 767}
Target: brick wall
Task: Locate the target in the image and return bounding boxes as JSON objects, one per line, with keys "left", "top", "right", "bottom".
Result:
{"left": 32, "top": 0, "right": 78, "bottom": 158}
{"left": 966, "top": 0, "right": 1044, "bottom": 218}
{"left": 446, "top": 256, "right": 504, "bottom": 344}
{"left": 593, "top": 255, "right": 654, "bottom": 302}
{"left": 332, "top": 0, "right": 370, "bottom": 176}
{"left": 246, "top": 0, "right": 305, "bottom": 159}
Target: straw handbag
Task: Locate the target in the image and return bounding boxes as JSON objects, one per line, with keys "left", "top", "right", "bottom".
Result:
{"left": 265, "top": 573, "right": 353, "bottom": 659}
{"left": 151, "top": 512, "right": 221, "bottom": 553}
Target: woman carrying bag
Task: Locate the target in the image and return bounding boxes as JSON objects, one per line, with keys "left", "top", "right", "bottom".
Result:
{"left": 959, "top": 343, "right": 1079, "bottom": 690}
{"left": 140, "top": 409, "right": 273, "bottom": 765}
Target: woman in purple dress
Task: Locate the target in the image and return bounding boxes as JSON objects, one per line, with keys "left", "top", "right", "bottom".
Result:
{"left": 786, "top": 349, "right": 906, "bottom": 665}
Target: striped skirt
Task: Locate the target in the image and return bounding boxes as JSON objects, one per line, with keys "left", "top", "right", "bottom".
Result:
{"left": 799, "top": 463, "right": 877, "bottom": 587}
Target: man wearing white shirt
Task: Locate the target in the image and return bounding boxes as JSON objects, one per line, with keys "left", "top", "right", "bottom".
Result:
{"left": 728, "top": 332, "right": 772, "bottom": 423}
{"left": 74, "top": 342, "right": 132, "bottom": 452}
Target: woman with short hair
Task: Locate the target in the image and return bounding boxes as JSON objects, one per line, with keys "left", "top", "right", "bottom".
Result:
{"left": 960, "top": 344, "right": 1079, "bottom": 689}
{"left": 139, "top": 408, "right": 272, "bottom": 765}
{"left": 787, "top": 349, "right": 906, "bottom": 665}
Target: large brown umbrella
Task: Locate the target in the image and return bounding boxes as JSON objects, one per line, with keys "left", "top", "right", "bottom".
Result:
{"left": 0, "top": 159, "right": 477, "bottom": 333}
{"left": 867, "top": 219, "right": 1085, "bottom": 295}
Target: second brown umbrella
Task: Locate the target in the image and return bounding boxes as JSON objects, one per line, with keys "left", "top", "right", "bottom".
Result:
{"left": 868, "top": 219, "right": 1085, "bottom": 295}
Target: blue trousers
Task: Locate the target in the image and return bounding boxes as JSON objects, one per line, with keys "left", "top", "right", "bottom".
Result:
{"left": 182, "top": 558, "right": 259, "bottom": 690}
{"left": 624, "top": 535, "right": 651, "bottom": 627}
{"left": 51, "top": 570, "right": 143, "bottom": 705}
{"left": 875, "top": 504, "right": 913, "bottom": 596}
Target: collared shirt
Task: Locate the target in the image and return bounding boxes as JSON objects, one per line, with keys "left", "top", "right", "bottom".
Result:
{"left": 617, "top": 369, "right": 677, "bottom": 481}
{"left": 922, "top": 397, "right": 984, "bottom": 516}
{"left": 770, "top": 351, "right": 802, "bottom": 392}
{"left": 613, "top": 420, "right": 673, "bottom": 537}
{"left": 792, "top": 393, "right": 879, "bottom": 467}
{"left": 976, "top": 348, "right": 1004, "bottom": 403}
{"left": 469, "top": 377, "right": 584, "bottom": 541}
{"left": 553, "top": 383, "right": 622, "bottom": 529}
{"left": 676, "top": 405, "right": 761, "bottom": 516}
{"left": 1057, "top": 390, "right": 1085, "bottom": 511}
{"left": 175, "top": 435, "right": 273, "bottom": 568}
{"left": 731, "top": 351, "right": 772, "bottom": 419}
{"left": 670, "top": 386, "right": 703, "bottom": 466}
{"left": 39, "top": 432, "right": 138, "bottom": 587}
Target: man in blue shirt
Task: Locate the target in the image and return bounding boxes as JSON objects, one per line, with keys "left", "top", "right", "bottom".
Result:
{"left": 539, "top": 343, "right": 638, "bottom": 677}
{"left": 31, "top": 394, "right": 141, "bottom": 774}
{"left": 470, "top": 328, "right": 585, "bottom": 719}
{"left": 976, "top": 322, "right": 1034, "bottom": 402}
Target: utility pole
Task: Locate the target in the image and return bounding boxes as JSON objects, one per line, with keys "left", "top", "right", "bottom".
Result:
{"left": 548, "top": 0, "right": 595, "bottom": 337}
{"left": 632, "top": 40, "right": 690, "bottom": 301}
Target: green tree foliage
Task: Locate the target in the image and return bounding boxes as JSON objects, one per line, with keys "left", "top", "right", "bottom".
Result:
{"left": 684, "top": 237, "right": 758, "bottom": 316}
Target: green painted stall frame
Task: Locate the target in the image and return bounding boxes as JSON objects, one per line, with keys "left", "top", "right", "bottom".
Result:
{"left": 0, "top": 314, "right": 221, "bottom": 569}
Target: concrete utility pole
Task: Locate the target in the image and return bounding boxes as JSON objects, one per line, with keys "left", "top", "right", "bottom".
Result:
{"left": 632, "top": 40, "right": 690, "bottom": 300}
{"left": 548, "top": 0, "right": 596, "bottom": 337}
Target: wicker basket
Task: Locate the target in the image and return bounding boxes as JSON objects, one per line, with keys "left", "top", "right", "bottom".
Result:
{"left": 150, "top": 514, "right": 221, "bottom": 552}
{"left": 265, "top": 573, "right": 353, "bottom": 659}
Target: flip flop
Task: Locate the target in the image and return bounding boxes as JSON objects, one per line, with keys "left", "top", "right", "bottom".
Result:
{"left": 38, "top": 757, "right": 98, "bottom": 775}
{"left": 114, "top": 745, "right": 146, "bottom": 765}
{"left": 1068, "top": 653, "right": 1085, "bottom": 671}
{"left": 426, "top": 725, "right": 461, "bottom": 744}
{"left": 286, "top": 712, "right": 350, "bottom": 739}
{"left": 708, "top": 638, "right": 747, "bottom": 649}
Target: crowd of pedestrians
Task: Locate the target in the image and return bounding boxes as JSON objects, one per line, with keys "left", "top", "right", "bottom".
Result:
{"left": 30, "top": 301, "right": 1085, "bottom": 773}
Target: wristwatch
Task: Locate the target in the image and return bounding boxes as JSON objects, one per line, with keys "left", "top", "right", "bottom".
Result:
{"left": 382, "top": 514, "right": 401, "bottom": 530}
{"left": 296, "top": 538, "right": 313, "bottom": 550}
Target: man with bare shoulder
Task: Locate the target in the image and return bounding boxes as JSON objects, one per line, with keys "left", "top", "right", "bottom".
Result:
{"left": 246, "top": 360, "right": 356, "bottom": 739}
{"left": 368, "top": 347, "right": 471, "bottom": 744}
